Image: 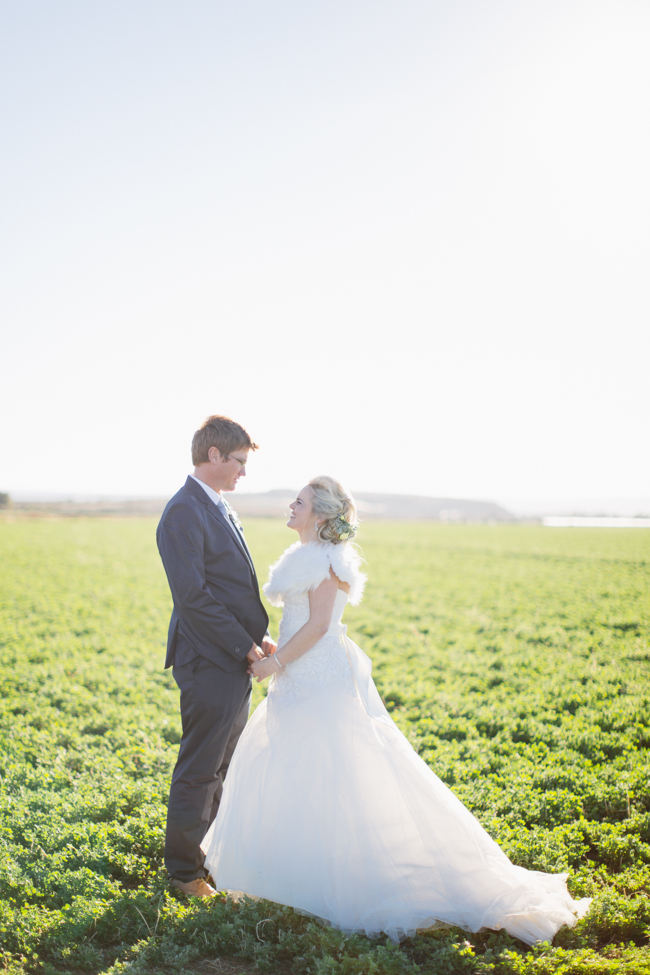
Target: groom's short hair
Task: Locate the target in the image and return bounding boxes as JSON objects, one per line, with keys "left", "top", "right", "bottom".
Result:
{"left": 192, "top": 415, "right": 259, "bottom": 465}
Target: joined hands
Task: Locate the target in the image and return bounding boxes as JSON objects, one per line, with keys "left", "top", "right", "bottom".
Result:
{"left": 246, "top": 635, "right": 279, "bottom": 681}
{"left": 251, "top": 655, "right": 282, "bottom": 682}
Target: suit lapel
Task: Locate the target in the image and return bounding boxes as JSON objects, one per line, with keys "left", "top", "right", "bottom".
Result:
{"left": 186, "top": 478, "right": 257, "bottom": 579}
{"left": 219, "top": 506, "right": 257, "bottom": 577}
{"left": 221, "top": 500, "right": 256, "bottom": 567}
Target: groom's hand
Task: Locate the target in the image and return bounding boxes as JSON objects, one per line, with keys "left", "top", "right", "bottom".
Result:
{"left": 261, "top": 635, "right": 277, "bottom": 657}
{"left": 245, "top": 644, "right": 265, "bottom": 669}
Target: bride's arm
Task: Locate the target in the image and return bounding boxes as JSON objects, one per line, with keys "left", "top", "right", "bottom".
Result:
{"left": 251, "top": 572, "right": 340, "bottom": 682}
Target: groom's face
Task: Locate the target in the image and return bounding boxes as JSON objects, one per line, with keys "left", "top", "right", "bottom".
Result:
{"left": 209, "top": 447, "right": 249, "bottom": 492}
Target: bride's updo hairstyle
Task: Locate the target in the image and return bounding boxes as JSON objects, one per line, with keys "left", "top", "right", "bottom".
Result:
{"left": 309, "top": 476, "right": 358, "bottom": 545}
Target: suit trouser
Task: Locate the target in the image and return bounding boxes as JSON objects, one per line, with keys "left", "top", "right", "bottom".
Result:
{"left": 165, "top": 654, "right": 251, "bottom": 882}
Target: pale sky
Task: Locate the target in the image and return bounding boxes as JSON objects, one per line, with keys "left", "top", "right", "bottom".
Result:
{"left": 2, "top": 0, "right": 649, "bottom": 514}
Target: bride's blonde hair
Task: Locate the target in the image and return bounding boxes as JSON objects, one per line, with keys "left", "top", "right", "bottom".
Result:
{"left": 309, "top": 476, "right": 358, "bottom": 545}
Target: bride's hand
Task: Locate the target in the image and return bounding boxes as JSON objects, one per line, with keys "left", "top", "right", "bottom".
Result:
{"left": 251, "top": 656, "right": 281, "bottom": 682}
{"left": 261, "top": 635, "right": 277, "bottom": 656}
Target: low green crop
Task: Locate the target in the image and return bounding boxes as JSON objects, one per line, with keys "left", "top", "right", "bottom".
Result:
{"left": 0, "top": 517, "right": 648, "bottom": 974}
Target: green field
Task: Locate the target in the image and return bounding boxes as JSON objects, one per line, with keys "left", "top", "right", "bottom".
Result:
{"left": 1, "top": 517, "right": 649, "bottom": 975}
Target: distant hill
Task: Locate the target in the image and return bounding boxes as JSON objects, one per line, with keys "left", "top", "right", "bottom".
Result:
{"left": 230, "top": 490, "right": 516, "bottom": 522}
{"left": 7, "top": 489, "right": 516, "bottom": 522}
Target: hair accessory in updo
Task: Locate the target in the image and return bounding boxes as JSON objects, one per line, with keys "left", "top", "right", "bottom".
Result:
{"left": 332, "top": 513, "right": 357, "bottom": 541}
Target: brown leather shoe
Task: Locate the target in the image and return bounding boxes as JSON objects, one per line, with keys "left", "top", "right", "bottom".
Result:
{"left": 170, "top": 877, "right": 217, "bottom": 898}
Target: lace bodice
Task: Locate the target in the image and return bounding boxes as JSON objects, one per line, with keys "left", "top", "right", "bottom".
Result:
{"left": 272, "top": 589, "right": 354, "bottom": 695}
{"left": 263, "top": 542, "right": 365, "bottom": 697}
{"left": 278, "top": 588, "right": 349, "bottom": 644}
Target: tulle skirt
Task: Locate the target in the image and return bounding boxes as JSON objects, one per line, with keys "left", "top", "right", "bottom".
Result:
{"left": 201, "top": 634, "right": 590, "bottom": 944}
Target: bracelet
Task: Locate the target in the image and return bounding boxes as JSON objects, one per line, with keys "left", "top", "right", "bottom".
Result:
{"left": 274, "top": 654, "right": 284, "bottom": 670}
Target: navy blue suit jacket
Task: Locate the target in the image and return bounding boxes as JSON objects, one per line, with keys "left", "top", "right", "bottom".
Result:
{"left": 157, "top": 476, "right": 269, "bottom": 671}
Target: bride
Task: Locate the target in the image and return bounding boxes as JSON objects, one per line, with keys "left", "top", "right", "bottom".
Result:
{"left": 201, "top": 476, "right": 591, "bottom": 944}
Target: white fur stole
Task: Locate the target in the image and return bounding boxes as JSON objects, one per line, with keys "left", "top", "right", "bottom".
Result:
{"left": 263, "top": 540, "right": 366, "bottom": 607}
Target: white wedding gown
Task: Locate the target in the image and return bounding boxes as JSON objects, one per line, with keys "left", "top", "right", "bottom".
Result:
{"left": 201, "top": 541, "right": 591, "bottom": 944}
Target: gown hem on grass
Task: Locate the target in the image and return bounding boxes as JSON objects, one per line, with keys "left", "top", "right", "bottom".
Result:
{"left": 201, "top": 541, "right": 591, "bottom": 945}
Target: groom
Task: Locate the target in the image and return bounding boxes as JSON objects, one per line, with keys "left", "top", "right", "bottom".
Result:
{"left": 157, "top": 415, "right": 274, "bottom": 897}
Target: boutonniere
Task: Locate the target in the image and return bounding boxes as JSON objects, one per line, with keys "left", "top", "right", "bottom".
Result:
{"left": 228, "top": 508, "right": 244, "bottom": 534}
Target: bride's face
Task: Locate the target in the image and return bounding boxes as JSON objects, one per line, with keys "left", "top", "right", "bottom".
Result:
{"left": 287, "top": 485, "right": 315, "bottom": 536}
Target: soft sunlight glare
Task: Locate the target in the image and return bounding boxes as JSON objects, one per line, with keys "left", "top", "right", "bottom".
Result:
{"left": 1, "top": 1, "right": 648, "bottom": 513}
